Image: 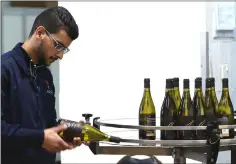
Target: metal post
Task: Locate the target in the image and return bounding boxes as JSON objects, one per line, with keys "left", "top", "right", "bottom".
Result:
{"left": 231, "top": 146, "right": 236, "bottom": 164}
{"left": 173, "top": 148, "right": 186, "bottom": 164}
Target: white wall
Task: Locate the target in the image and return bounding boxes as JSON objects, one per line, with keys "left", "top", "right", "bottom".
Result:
{"left": 58, "top": 2, "right": 206, "bottom": 163}
{"left": 205, "top": 2, "right": 236, "bottom": 163}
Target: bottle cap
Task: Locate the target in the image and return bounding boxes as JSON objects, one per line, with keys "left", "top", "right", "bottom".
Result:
{"left": 166, "top": 78, "right": 173, "bottom": 89}
{"left": 173, "top": 77, "right": 179, "bottom": 87}
{"left": 195, "top": 77, "right": 202, "bottom": 88}
{"left": 195, "top": 77, "right": 202, "bottom": 81}
{"left": 206, "top": 78, "right": 212, "bottom": 88}
{"left": 144, "top": 78, "right": 150, "bottom": 88}
{"left": 183, "top": 79, "right": 189, "bottom": 88}
{"left": 209, "top": 77, "right": 215, "bottom": 82}
{"left": 222, "top": 78, "right": 228, "bottom": 88}
{"left": 144, "top": 78, "right": 150, "bottom": 83}
{"left": 210, "top": 77, "right": 215, "bottom": 87}
{"left": 109, "top": 136, "right": 121, "bottom": 143}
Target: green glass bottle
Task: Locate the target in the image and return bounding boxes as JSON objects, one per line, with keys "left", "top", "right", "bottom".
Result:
{"left": 218, "top": 78, "right": 235, "bottom": 139}
{"left": 205, "top": 78, "right": 217, "bottom": 121}
{"left": 160, "top": 79, "right": 177, "bottom": 140}
{"left": 210, "top": 77, "right": 220, "bottom": 116}
{"left": 58, "top": 119, "right": 121, "bottom": 143}
{"left": 178, "top": 79, "right": 195, "bottom": 140}
{"left": 193, "top": 77, "right": 207, "bottom": 140}
{"left": 139, "top": 78, "right": 156, "bottom": 140}
{"left": 173, "top": 77, "right": 181, "bottom": 110}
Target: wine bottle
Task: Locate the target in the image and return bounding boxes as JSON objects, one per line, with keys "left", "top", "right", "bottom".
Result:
{"left": 205, "top": 78, "right": 217, "bottom": 121}
{"left": 196, "top": 77, "right": 205, "bottom": 98}
{"left": 160, "top": 79, "right": 177, "bottom": 140}
{"left": 139, "top": 78, "right": 156, "bottom": 140}
{"left": 58, "top": 119, "right": 121, "bottom": 143}
{"left": 178, "top": 79, "right": 195, "bottom": 140}
{"left": 218, "top": 78, "right": 235, "bottom": 139}
{"left": 210, "top": 77, "right": 220, "bottom": 116}
{"left": 173, "top": 77, "right": 181, "bottom": 110}
{"left": 193, "top": 77, "right": 207, "bottom": 140}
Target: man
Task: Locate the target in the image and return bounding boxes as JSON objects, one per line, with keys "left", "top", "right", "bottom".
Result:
{"left": 1, "top": 6, "right": 85, "bottom": 164}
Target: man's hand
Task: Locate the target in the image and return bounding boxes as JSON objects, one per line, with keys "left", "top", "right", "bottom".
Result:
{"left": 71, "top": 120, "right": 90, "bottom": 147}
{"left": 72, "top": 137, "right": 90, "bottom": 147}
{"left": 42, "top": 125, "right": 74, "bottom": 153}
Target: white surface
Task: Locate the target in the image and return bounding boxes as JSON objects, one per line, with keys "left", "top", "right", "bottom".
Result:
{"left": 215, "top": 2, "right": 236, "bottom": 30}
{"left": 212, "top": 2, "right": 236, "bottom": 38}
{"left": 58, "top": 2, "right": 206, "bottom": 163}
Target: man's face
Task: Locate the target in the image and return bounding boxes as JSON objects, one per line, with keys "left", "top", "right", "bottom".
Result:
{"left": 34, "top": 26, "right": 72, "bottom": 66}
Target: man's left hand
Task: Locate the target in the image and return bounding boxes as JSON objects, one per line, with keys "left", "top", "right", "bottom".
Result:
{"left": 72, "top": 137, "right": 90, "bottom": 147}
{"left": 69, "top": 120, "right": 90, "bottom": 148}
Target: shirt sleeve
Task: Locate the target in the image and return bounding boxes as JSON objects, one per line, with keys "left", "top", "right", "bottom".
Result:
{"left": 1, "top": 62, "right": 45, "bottom": 148}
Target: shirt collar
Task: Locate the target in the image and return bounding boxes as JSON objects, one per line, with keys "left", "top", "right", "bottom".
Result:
{"left": 12, "top": 42, "right": 44, "bottom": 76}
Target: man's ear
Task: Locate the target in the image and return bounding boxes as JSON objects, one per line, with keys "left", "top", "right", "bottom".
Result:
{"left": 35, "top": 26, "right": 46, "bottom": 39}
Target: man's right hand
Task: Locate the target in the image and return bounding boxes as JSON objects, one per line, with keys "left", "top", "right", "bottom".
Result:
{"left": 42, "top": 125, "right": 74, "bottom": 153}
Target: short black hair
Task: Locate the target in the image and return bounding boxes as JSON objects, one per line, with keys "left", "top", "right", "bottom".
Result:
{"left": 29, "top": 6, "right": 79, "bottom": 40}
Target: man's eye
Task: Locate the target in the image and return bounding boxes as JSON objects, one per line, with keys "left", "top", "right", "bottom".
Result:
{"left": 59, "top": 43, "right": 65, "bottom": 48}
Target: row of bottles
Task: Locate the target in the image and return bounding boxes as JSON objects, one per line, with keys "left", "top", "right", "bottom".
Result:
{"left": 138, "top": 77, "right": 235, "bottom": 141}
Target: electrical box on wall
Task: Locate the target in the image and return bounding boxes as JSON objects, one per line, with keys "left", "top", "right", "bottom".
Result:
{"left": 213, "top": 2, "right": 236, "bottom": 39}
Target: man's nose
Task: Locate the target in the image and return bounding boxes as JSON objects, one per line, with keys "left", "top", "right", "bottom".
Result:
{"left": 56, "top": 51, "right": 64, "bottom": 60}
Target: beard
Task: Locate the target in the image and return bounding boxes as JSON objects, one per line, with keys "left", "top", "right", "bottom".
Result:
{"left": 36, "top": 42, "right": 48, "bottom": 66}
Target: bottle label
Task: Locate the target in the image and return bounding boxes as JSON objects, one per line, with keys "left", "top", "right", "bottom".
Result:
{"left": 195, "top": 116, "right": 207, "bottom": 140}
{"left": 221, "top": 129, "right": 229, "bottom": 137}
{"left": 58, "top": 119, "right": 83, "bottom": 142}
{"left": 139, "top": 114, "right": 156, "bottom": 140}
{"left": 177, "top": 116, "right": 195, "bottom": 140}
{"left": 161, "top": 116, "right": 177, "bottom": 140}
{"left": 217, "top": 116, "right": 229, "bottom": 138}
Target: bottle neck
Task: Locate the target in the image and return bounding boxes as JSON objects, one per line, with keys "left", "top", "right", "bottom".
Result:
{"left": 205, "top": 87, "right": 212, "bottom": 98}
{"left": 144, "top": 88, "right": 152, "bottom": 97}
{"left": 221, "top": 88, "right": 230, "bottom": 99}
{"left": 165, "top": 87, "right": 172, "bottom": 96}
{"left": 194, "top": 88, "right": 201, "bottom": 96}
{"left": 174, "top": 87, "right": 180, "bottom": 96}
{"left": 211, "top": 85, "right": 217, "bottom": 95}
{"left": 183, "top": 88, "right": 191, "bottom": 99}
{"left": 194, "top": 88, "right": 205, "bottom": 115}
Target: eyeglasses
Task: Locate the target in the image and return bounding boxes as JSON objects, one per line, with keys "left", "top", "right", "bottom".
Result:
{"left": 45, "top": 29, "right": 70, "bottom": 54}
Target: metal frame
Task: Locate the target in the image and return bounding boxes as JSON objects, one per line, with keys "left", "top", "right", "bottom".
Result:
{"left": 86, "top": 116, "right": 236, "bottom": 164}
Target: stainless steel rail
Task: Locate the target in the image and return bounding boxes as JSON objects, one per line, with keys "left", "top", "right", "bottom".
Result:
{"left": 94, "top": 118, "right": 236, "bottom": 130}
{"left": 97, "top": 145, "right": 233, "bottom": 156}
{"left": 118, "top": 138, "right": 236, "bottom": 146}
{"left": 88, "top": 116, "right": 236, "bottom": 164}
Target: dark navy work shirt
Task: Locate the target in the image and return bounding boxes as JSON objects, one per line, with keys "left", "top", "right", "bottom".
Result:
{"left": 1, "top": 42, "right": 57, "bottom": 164}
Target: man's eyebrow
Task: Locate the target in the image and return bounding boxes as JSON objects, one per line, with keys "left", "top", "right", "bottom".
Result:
{"left": 56, "top": 40, "right": 66, "bottom": 48}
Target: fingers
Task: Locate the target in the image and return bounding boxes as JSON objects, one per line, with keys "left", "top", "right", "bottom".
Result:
{"left": 46, "top": 141, "right": 73, "bottom": 153}
{"left": 78, "top": 120, "right": 85, "bottom": 125}
{"left": 72, "top": 137, "right": 90, "bottom": 146}
{"left": 53, "top": 124, "right": 67, "bottom": 133}
{"left": 73, "top": 137, "right": 82, "bottom": 146}
{"left": 59, "top": 138, "right": 74, "bottom": 150}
